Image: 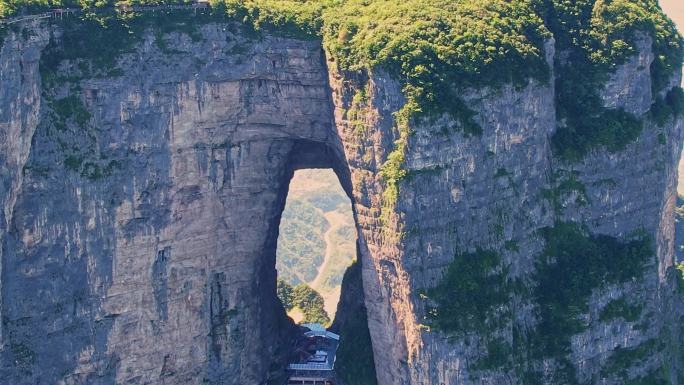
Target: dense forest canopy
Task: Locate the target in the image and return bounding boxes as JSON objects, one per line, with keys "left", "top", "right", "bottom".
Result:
{"left": 3, "top": 1, "right": 679, "bottom": 82}
{"left": 277, "top": 279, "right": 331, "bottom": 325}
{"left": 1, "top": 0, "right": 682, "bottom": 162}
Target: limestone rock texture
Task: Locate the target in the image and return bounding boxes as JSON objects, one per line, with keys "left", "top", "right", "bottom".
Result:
{"left": 330, "top": 35, "right": 684, "bottom": 385}
{"left": 0, "top": 21, "right": 345, "bottom": 385}
{"left": 0, "top": 17, "right": 683, "bottom": 385}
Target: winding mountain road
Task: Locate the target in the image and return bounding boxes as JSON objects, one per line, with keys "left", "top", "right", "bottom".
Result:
{"left": 310, "top": 210, "right": 348, "bottom": 316}
{"left": 311, "top": 211, "right": 345, "bottom": 289}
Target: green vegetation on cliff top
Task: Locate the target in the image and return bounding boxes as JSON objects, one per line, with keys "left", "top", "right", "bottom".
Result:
{"left": 547, "top": 0, "right": 683, "bottom": 160}
{"left": 4, "top": 1, "right": 679, "bottom": 98}
{"left": 4, "top": 0, "right": 682, "bottom": 209}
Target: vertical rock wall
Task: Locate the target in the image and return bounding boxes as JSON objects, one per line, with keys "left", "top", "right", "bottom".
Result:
{"left": 0, "top": 20, "right": 49, "bottom": 347}
{"left": 0, "top": 22, "right": 345, "bottom": 385}
{"left": 328, "top": 47, "right": 557, "bottom": 383}
{"left": 329, "top": 33, "right": 684, "bottom": 384}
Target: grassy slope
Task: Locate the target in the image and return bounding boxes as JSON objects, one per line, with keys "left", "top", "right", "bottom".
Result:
{"left": 276, "top": 198, "right": 327, "bottom": 285}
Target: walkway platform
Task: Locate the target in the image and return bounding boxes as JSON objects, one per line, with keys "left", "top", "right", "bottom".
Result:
{"left": 287, "top": 323, "right": 339, "bottom": 385}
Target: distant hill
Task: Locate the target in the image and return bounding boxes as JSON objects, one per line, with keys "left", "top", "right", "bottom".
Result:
{"left": 661, "top": 1, "right": 684, "bottom": 205}
{"left": 661, "top": 1, "right": 683, "bottom": 30}
{"left": 276, "top": 198, "right": 328, "bottom": 285}
{"left": 276, "top": 169, "right": 356, "bottom": 319}
{"left": 661, "top": 1, "right": 683, "bottom": 94}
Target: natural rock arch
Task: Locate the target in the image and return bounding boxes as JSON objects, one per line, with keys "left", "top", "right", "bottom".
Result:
{"left": 0, "top": 23, "right": 373, "bottom": 385}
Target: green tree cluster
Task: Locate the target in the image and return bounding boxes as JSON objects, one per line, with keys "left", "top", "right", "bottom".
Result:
{"left": 277, "top": 279, "right": 330, "bottom": 325}
{"left": 424, "top": 249, "right": 510, "bottom": 334}
{"left": 276, "top": 278, "right": 294, "bottom": 310}
{"left": 545, "top": 0, "right": 683, "bottom": 160}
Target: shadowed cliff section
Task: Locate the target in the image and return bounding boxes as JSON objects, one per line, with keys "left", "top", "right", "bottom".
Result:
{"left": 330, "top": 258, "right": 378, "bottom": 385}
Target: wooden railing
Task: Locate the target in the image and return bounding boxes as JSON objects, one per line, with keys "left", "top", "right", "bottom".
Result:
{"left": 0, "top": 3, "right": 210, "bottom": 26}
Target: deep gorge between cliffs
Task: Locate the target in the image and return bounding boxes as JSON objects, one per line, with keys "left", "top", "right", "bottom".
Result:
{"left": 268, "top": 142, "right": 378, "bottom": 385}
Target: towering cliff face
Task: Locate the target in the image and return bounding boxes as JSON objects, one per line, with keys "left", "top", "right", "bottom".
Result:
{"left": 329, "top": 53, "right": 556, "bottom": 384}
{"left": 0, "top": 10, "right": 683, "bottom": 385}
{"left": 0, "top": 20, "right": 349, "bottom": 385}
{"left": 330, "top": 35, "right": 684, "bottom": 385}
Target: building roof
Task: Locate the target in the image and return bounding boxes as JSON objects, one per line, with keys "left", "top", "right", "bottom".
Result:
{"left": 301, "top": 323, "right": 326, "bottom": 331}
{"left": 287, "top": 323, "right": 339, "bottom": 372}
{"left": 301, "top": 323, "right": 340, "bottom": 341}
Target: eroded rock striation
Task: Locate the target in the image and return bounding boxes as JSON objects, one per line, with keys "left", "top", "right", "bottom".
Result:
{"left": 332, "top": 35, "right": 684, "bottom": 384}
{"left": 0, "top": 20, "right": 346, "bottom": 385}
{"left": 0, "top": 9, "right": 683, "bottom": 385}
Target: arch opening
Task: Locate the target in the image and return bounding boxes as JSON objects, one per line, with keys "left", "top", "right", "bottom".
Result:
{"left": 268, "top": 139, "right": 378, "bottom": 385}
{"left": 276, "top": 168, "right": 355, "bottom": 324}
